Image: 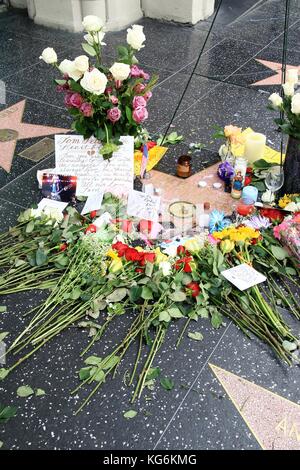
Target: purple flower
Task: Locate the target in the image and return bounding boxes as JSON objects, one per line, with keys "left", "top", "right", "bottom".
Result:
{"left": 80, "top": 102, "right": 93, "bottom": 117}
{"left": 107, "top": 107, "right": 121, "bottom": 124}
{"left": 69, "top": 93, "right": 84, "bottom": 109}
{"left": 133, "top": 106, "right": 148, "bottom": 124}
{"left": 245, "top": 215, "right": 271, "bottom": 230}
{"left": 133, "top": 95, "right": 147, "bottom": 109}
{"left": 217, "top": 161, "right": 234, "bottom": 181}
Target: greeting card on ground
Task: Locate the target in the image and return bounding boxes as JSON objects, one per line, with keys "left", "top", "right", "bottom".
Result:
{"left": 221, "top": 263, "right": 266, "bottom": 291}
{"left": 55, "top": 135, "right": 134, "bottom": 197}
{"left": 37, "top": 198, "right": 68, "bottom": 213}
{"left": 127, "top": 190, "right": 161, "bottom": 222}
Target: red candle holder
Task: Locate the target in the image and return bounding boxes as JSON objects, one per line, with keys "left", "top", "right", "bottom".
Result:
{"left": 237, "top": 198, "right": 255, "bottom": 217}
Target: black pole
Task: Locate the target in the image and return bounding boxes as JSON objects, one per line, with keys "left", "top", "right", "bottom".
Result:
{"left": 160, "top": 0, "right": 224, "bottom": 146}
{"left": 279, "top": 0, "right": 291, "bottom": 167}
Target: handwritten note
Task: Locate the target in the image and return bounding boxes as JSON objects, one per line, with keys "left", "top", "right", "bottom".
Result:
{"left": 55, "top": 135, "right": 103, "bottom": 196}
{"left": 81, "top": 192, "right": 104, "bottom": 215}
{"left": 127, "top": 190, "right": 161, "bottom": 222}
{"left": 221, "top": 263, "right": 266, "bottom": 291}
{"left": 55, "top": 135, "right": 134, "bottom": 197}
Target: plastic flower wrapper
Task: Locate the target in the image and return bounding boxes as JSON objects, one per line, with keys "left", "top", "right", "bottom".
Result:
{"left": 273, "top": 214, "right": 300, "bottom": 261}
{"left": 209, "top": 210, "right": 231, "bottom": 234}
{"left": 244, "top": 215, "right": 271, "bottom": 230}
{"left": 217, "top": 161, "right": 234, "bottom": 181}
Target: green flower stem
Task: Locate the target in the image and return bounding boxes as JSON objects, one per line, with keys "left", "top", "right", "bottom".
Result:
{"left": 128, "top": 301, "right": 148, "bottom": 386}
{"left": 176, "top": 317, "right": 191, "bottom": 348}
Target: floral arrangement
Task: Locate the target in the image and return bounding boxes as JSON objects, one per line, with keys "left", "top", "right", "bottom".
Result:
{"left": 40, "top": 16, "right": 157, "bottom": 159}
{"left": 273, "top": 213, "right": 300, "bottom": 261}
{"left": 278, "top": 193, "right": 300, "bottom": 212}
{"left": 268, "top": 68, "right": 300, "bottom": 138}
{"left": 0, "top": 198, "right": 300, "bottom": 415}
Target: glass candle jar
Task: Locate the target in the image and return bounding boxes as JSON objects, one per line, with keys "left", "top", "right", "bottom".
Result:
{"left": 237, "top": 197, "right": 255, "bottom": 216}
{"left": 176, "top": 155, "right": 192, "bottom": 178}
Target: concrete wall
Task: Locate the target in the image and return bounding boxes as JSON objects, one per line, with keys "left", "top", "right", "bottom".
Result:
{"left": 13, "top": 0, "right": 215, "bottom": 32}
{"left": 142, "top": 0, "right": 215, "bottom": 24}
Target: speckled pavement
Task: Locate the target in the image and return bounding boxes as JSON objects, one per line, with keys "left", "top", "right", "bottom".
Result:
{"left": 0, "top": 0, "right": 300, "bottom": 450}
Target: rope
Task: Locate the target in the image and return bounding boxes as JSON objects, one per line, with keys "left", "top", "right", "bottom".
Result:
{"left": 160, "top": 0, "right": 224, "bottom": 145}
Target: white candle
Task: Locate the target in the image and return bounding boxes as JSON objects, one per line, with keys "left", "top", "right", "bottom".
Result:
{"left": 244, "top": 132, "right": 266, "bottom": 164}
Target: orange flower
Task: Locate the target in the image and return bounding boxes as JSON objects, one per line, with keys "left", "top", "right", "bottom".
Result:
{"left": 224, "top": 125, "right": 243, "bottom": 144}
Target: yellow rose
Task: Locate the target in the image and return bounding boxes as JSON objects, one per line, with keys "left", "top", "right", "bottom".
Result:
{"left": 184, "top": 239, "right": 201, "bottom": 253}
{"left": 154, "top": 247, "right": 168, "bottom": 264}
{"left": 220, "top": 239, "right": 235, "bottom": 253}
{"left": 109, "top": 258, "right": 123, "bottom": 273}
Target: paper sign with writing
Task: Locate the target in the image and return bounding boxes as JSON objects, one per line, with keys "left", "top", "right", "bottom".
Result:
{"left": 99, "top": 136, "right": 134, "bottom": 197}
{"left": 55, "top": 135, "right": 134, "bottom": 197}
{"left": 221, "top": 263, "right": 266, "bottom": 291}
{"left": 127, "top": 190, "right": 161, "bottom": 222}
{"left": 81, "top": 192, "right": 104, "bottom": 215}
{"left": 55, "top": 135, "right": 103, "bottom": 196}
{"left": 37, "top": 198, "right": 68, "bottom": 213}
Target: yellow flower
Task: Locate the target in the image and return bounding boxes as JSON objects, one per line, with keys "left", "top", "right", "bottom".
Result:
{"left": 278, "top": 193, "right": 300, "bottom": 208}
{"left": 220, "top": 239, "right": 235, "bottom": 253}
{"left": 154, "top": 247, "right": 168, "bottom": 264}
{"left": 184, "top": 238, "right": 201, "bottom": 253}
{"left": 135, "top": 246, "right": 144, "bottom": 252}
{"left": 224, "top": 125, "right": 243, "bottom": 144}
{"left": 109, "top": 258, "right": 123, "bottom": 273}
{"left": 106, "top": 249, "right": 119, "bottom": 261}
{"left": 213, "top": 226, "right": 260, "bottom": 244}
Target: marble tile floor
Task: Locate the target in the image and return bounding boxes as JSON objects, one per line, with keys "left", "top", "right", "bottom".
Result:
{"left": 0, "top": 2, "right": 299, "bottom": 450}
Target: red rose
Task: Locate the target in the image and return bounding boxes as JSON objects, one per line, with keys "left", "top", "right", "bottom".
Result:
{"left": 246, "top": 167, "right": 253, "bottom": 175}
{"left": 186, "top": 281, "right": 201, "bottom": 297}
{"left": 177, "top": 245, "right": 186, "bottom": 256}
{"left": 244, "top": 176, "right": 252, "bottom": 186}
{"left": 135, "top": 268, "right": 144, "bottom": 273}
{"left": 112, "top": 241, "right": 128, "bottom": 257}
{"left": 125, "top": 248, "right": 142, "bottom": 262}
{"left": 175, "top": 256, "right": 193, "bottom": 272}
{"left": 139, "top": 219, "right": 153, "bottom": 234}
{"left": 90, "top": 210, "right": 98, "bottom": 219}
{"left": 142, "top": 252, "right": 156, "bottom": 264}
{"left": 59, "top": 243, "right": 68, "bottom": 252}
{"left": 85, "top": 224, "right": 97, "bottom": 234}
{"left": 260, "top": 208, "right": 284, "bottom": 223}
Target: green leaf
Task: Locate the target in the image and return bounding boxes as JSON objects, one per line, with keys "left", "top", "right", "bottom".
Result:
{"left": 123, "top": 409, "right": 137, "bottom": 419}
{"left": 35, "top": 388, "right": 46, "bottom": 397}
{"left": 35, "top": 248, "right": 47, "bottom": 266}
{"left": 70, "top": 287, "right": 82, "bottom": 300}
{"left": 196, "top": 307, "right": 209, "bottom": 318}
{"left": 211, "top": 311, "right": 223, "bottom": 329}
{"left": 286, "top": 267, "right": 297, "bottom": 276}
{"left": 159, "top": 310, "right": 171, "bottom": 322}
{"left": 282, "top": 340, "right": 297, "bottom": 352}
{"left": 271, "top": 245, "right": 288, "bottom": 260}
{"left": 26, "top": 220, "right": 35, "bottom": 233}
{"left": 17, "top": 385, "right": 34, "bottom": 398}
{"left": 0, "top": 441, "right": 3, "bottom": 448}
{"left": 188, "top": 331, "right": 203, "bottom": 341}
{"left": 106, "top": 288, "right": 127, "bottom": 303}
{"left": 117, "top": 45, "right": 129, "bottom": 58}
{"left": 160, "top": 377, "right": 174, "bottom": 391}
{"left": 129, "top": 286, "right": 142, "bottom": 303}
{"left": 84, "top": 355, "right": 102, "bottom": 366}
{"left": 0, "top": 404, "right": 17, "bottom": 423}
{"left": 146, "top": 367, "right": 161, "bottom": 380}
{"left": 93, "top": 369, "right": 105, "bottom": 383}
{"left": 145, "top": 262, "right": 154, "bottom": 277}
{"left": 79, "top": 367, "right": 92, "bottom": 380}
{"left": 0, "top": 369, "right": 9, "bottom": 380}
{"left": 169, "top": 291, "right": 186, "bottom": 302}
{"left": 101, "top": 355, "right": 120, "bottom": 370}
{"left": 81, "top": 42, "right": 97, "bottom": 56}
{"left": 141, "top": 286, "right": 153, "bottom": 300}
{"left": 168, "top": 307, "right": 184, "bottom": 319}
{"left": 0, "top": 306, "right": 7, "bottom": 313}
{"left": 0, "top": 332, "right": 8, "bottom": 342}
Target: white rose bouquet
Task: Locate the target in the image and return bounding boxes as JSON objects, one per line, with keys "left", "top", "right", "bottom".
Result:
{"left": 268, "top": 68, "right": 300, "bottom": 139}
{"left": 40, "top": 16, "right": 157, "bottom": 159}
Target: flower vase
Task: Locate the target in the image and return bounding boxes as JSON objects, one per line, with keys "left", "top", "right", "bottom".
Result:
{"left": 280, "top": 136, "right": 300, "bottom": 195}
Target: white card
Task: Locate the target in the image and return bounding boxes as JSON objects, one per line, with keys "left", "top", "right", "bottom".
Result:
{"left": 127, "top": 190, "right": 161, "bottom": 222}
{"left": 37, "top": 198, "right": 68, "bottom": 212}
{"left": 81, "top": 193, "right": 104, "bottom": 215}
{"left": 221, "top": 263, "right": 266, "bottom": 291}
{"left": 55, "top": 135, "right": 134, "bottom": 197}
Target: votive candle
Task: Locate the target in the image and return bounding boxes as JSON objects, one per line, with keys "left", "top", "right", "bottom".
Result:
{"left": 244, "top": 132, "right": 266, "bottom": 164}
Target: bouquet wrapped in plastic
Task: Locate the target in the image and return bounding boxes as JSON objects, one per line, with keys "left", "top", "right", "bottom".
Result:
{"left": 274, "top": 213, "right": 300, "bottom": 262}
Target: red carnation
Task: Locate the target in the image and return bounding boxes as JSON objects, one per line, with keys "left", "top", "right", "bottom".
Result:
{"left": 186, "top": 281, "right": 201, "bottom": 297}
{"left": 124, "top": 248, "right": 142, "bottom": 262}
{"left": 177, "top": 245, "right": 186, "bottom": 256}
{"left": 260, "top": 208, "right": 284, "bottom": 223}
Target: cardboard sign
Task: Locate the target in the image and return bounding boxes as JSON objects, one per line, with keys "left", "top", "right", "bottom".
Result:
{"left": 221, "top": 263, "right": 266, "bottom": 291}
{"left": 127, "top": 190, "right": 161, "bottom": 222}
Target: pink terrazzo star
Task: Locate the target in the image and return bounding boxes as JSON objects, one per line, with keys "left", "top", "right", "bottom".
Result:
{"left": 0, "top": 99, "right": 69, "bottom": 172}
{"left": 251, "top": 59, "right": 300, "bottom": 86}
{"left": 209, "top": 363, "right": 300, "bottom": 450}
